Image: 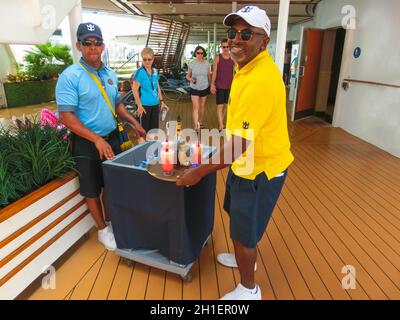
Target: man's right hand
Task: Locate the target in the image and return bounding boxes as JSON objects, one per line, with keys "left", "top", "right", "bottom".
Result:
{"left": 210, "top": 84, "right": 217, "bottom": 95}
{"left": 132, "top": 123, "right": 146, "bottom": 140}
{"left": 94, "top": 137, "right": 115, "bottom": 160}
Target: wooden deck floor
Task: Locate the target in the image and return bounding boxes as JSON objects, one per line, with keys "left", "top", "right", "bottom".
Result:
{"left": 20, "top": 98, "right": 400, "bottom": 300}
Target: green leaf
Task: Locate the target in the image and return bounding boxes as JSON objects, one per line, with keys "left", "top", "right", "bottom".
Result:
{"left": 0, "top": 122, "right": 74, "bottom": 208}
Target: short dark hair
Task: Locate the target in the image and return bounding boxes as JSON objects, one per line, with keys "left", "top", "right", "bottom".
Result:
{"left": 193, "top": 45, "right": 207, "bottom": 58}
{"left": 221, "top": 38, "right": 228, "bottom": 45}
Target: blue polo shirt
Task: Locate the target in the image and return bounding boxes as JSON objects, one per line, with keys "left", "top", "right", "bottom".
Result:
{"left": 132, "top": 67, "right": 159, "bottom": 106}
{"left": 56, "top": 58, "right": 120, "bottom": 136}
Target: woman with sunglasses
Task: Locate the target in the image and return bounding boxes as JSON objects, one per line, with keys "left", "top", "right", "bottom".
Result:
{"left": 186, "top": 45, "right": 211, "bottom": 131}
{"left": 131, "top": 47, "right": 169, "bottom": 132}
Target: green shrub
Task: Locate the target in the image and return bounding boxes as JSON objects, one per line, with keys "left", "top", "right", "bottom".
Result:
{"left": 5, "top": 42, "right": 73, "bottom": 83}
{"left": 0, "top": 122, "right": 75, "bottom": 208}
{"left": 3, "top": 43, "right": 73, "bottom": 107}
{"left": 5, "top": 64, "right": 29, "bottom": 83}
{"left": 3, "top": 80, "right": 57, "bottom": 107}
{"left": 23, "top": 43, "right": 72, "bottom": 81}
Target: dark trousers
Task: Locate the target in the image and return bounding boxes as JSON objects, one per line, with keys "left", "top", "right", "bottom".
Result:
{"left": 141, "top": 105, "right": 160, "bottom": 132}
{"left": 71, "top": 129, "right": 121, "bottom": 198}
{"left": 224, "top": 168, "right": 288, "bottom": 248}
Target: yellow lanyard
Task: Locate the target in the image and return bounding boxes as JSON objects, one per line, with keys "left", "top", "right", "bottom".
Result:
{"left": 79, "top": 63, "right": 117, "bottom": 120}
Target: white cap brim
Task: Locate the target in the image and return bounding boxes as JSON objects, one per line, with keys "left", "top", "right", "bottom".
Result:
{"left": 223, "top": 13, "right": 242, "bottom": 27}
{"left": 223, "top": 10, "right": 271, "bottom": 36}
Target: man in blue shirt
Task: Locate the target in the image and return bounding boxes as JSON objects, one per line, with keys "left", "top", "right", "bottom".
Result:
{"left": 56, "top": 23, "right": 146, "bottom": 251}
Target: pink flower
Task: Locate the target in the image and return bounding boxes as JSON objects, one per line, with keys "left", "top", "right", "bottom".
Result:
{"left": 40, "top": 108, "right": 63, "bottom": 129}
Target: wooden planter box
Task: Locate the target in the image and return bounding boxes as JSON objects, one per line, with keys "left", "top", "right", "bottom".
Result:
{"left": 0, "top": 172, "right": 94, "bottom": 300}
{"left": 3, "top": 79, "right": 57, "bottom": 107}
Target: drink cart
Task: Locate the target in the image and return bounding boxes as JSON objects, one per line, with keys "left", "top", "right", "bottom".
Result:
{"left": 102, "top": 141, "right": 216, "bottom": 281}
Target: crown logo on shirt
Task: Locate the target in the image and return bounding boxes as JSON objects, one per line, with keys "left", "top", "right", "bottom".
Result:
{"left": 242, "top": 121, "right": 250, "bottom": 129}
{"left": 87, "top": 24, "right": 95, "bottom": 31}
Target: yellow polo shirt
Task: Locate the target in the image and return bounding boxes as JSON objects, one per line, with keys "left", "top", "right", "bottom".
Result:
{"left": 226, "top": 50, "right": 294, "bottom": 180}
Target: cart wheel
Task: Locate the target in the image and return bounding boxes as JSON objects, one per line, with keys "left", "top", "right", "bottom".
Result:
{"left": 181, "top": 273, "right": 192, "bottom": 282}
{"left": 123, "top": 258, "right": 134, "bottom": 267}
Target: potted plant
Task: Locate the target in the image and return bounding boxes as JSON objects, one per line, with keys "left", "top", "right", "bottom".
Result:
{"left": 3, "top": 43, "right": 73, "bottom": 107}
{"left": 0, "top": 121, "right": 94, "bottom": 300}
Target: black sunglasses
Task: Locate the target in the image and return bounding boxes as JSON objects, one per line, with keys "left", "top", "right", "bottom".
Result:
{"left": 222, "top": 46, "right": 229, "bottom": 49}
{"left": 196, "top": 51, "right": 204, "bottom": 55}
{"left": 80, "top": 39, "right": 103, "bottom": 47}
{"left": 227, "top": 28, "right": 265, "bottom": 41}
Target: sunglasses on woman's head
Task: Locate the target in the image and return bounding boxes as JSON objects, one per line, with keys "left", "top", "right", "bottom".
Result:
{"left": 227, "top": 28, "right": 265, "bottom": 41}
{"left": 196, "top": 51, "right": 204, "bottom": 55}
{"left": 80, "top": 39, "right": 103, "bottom": 47}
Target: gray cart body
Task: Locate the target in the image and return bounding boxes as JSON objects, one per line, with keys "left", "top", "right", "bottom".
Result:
{"left": 102, "top": 142, "right": 216, "bottom": 279}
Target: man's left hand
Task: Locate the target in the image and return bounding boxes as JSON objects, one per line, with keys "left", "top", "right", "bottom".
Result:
{"left": 176, "top": 167, "right": 203, "bottom": 186}
{"left": 160, "top": 101, "right": 169, "bottom": 111}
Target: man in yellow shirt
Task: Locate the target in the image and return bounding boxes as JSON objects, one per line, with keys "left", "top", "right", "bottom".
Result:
{"left": 176, "top": 6, "right": 293, "bottom": 300}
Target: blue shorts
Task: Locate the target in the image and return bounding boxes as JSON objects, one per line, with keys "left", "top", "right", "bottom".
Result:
{"left": 223, "top": 168, "right": 287, "bottom": 248}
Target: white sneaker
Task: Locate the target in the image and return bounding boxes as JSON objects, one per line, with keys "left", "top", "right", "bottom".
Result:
{"left": 217, "top": 253, "right": 257, "bottom": 271}
{"left": 220, "top": 283, "right": 261, "bottom": 300}
{"left": 98, "top": 226, "right": 117, "bottom": 251}
{"left": 105, "top": 220, "right": 113, "bottom": 232}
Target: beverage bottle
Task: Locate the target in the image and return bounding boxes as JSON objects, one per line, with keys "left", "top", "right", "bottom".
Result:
{"left": 161, "top": 108, "right": 167, "bottom": 121}
{"left": 176, "top": 115, "right": 182, "bottom": 136}
{"left": 191, "top": 141, "right": 202, "bottom": 167}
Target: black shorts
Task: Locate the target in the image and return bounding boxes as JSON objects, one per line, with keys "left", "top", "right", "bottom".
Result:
{"left": 190, "top": 87, "right": 209, "bottom": 97}
{"left": 71, "top": 129, "right": 121, "bottom": 198}
{"left": 141, "top": 105, "right": 159, "bottom": 132}
{"left": 216, "top": 88, "right": 230, "bottom": 105}
{"left": 223, "top": 168, "right": 287, "bottom": 248}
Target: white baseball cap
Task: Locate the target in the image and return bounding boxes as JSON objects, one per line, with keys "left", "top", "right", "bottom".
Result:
{"left": 223, "top": 6, "right": 271, "bottom": 36}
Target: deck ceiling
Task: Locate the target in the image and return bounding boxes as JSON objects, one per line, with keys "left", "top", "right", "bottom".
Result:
{"left": 82, "top": 0, "right": 321, "bottom": 42}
